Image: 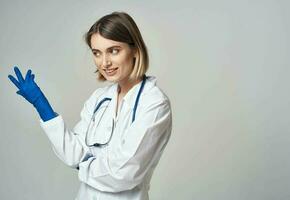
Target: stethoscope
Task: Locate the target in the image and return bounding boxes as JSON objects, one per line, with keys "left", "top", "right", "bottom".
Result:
{"left": 84, "top": 75, "right": 147, "bottom": 147}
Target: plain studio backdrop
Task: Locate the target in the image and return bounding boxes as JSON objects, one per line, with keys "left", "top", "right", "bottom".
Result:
{"left": 1, "top": 0, "right": 290, "bottom": 199}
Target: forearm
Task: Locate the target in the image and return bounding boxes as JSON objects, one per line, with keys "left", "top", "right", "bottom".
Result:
{"left": 40, "top": 115, "right": 88, "bottom": 168}
{"left": 8, "top": 66, "right": 89, "bottom": 167}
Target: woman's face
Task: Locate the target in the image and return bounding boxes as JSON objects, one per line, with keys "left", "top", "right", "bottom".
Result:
{"left": 90, "top": 33, "right": 136, "bottom": 83}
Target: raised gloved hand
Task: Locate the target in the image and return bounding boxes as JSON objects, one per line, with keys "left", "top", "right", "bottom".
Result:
{"left": 8, "top": 66, "right": 57, "bottom": 122}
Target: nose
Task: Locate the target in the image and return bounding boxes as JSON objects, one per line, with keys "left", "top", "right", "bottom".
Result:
{"left": 102, "top": 54, "right": 112, "bottom": 68}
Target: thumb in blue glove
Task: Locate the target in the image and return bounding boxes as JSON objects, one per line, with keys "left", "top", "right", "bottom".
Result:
{"left": 8, "top": 66, "right": 57, "bottom": 122}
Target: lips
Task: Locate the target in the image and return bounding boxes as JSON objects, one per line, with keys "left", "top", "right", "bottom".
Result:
{"left": 104, "top": 67, "right": 118, "bottom": 76}
{"left": 105, "top": 68, "right": 118, "bottom": 72}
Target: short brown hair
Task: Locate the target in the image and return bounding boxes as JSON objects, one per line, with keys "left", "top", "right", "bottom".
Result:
{"left": 84, "top": 11, "right": 149, "bottom": 82}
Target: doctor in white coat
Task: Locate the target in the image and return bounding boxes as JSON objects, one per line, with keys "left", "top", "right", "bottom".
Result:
{"left": 8, "top": 11, "right": 172, "bottom": 200}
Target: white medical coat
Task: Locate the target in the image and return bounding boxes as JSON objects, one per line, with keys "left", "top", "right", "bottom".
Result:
{"left": 39, "top": 76, "right": 172, "bottom": 200}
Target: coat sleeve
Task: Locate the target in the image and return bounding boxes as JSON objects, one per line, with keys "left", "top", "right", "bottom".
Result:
{"left": 77, "top": 99, "right": 172, "bottom": 192}
{"left": 39, "top": 89, "right": 101, "bottom": 168}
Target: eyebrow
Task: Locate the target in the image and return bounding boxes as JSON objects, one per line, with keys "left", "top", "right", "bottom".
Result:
{"left": 91, "top": 45, "right": 122, "bottom": 51}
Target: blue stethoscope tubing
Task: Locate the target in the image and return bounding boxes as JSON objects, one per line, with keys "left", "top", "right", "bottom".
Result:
{"left": 85, "top": 75, "right": 147, "bottom": 147}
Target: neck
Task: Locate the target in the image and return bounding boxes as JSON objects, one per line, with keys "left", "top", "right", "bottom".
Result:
{"left": 117, "top": 77, "right": 143, "bottom": 96}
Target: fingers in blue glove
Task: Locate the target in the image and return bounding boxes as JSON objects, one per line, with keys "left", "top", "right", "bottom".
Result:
{"left": 8, "top": 66, "right": 34, "bottom": 89}
{"left": 8, "top": 66, "right": 30, "bottom": 89}
{"left": 8, "top": 74, "right": 21, "bottom": 89}
{"left": 8, "top": 66, "right": 40, "bottom": 101}
{"left": 25, "top": 69, "right": 32, "bottom": 81}
{"left": 8, "top": 66, "right": 57, "bottom": 122}
{"left": 30, "top": 74, "right": 35, "bottom": 83}
{"left": 16, "top": 90, "right": 25, "bottom": 96}
{"left": 14, "top": 66, "right": 25, "bottom": 84}
{"left": 80, "top": 153, "right": 94, "bottom": 162}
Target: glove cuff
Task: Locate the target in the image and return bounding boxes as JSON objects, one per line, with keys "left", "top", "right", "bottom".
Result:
{"left": 33, "top": 92, "right": 57, "bottom": 121}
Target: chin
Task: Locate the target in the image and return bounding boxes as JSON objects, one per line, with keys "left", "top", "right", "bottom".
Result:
{"left": 104, "top": 75, "right": 120, "bottom": 82}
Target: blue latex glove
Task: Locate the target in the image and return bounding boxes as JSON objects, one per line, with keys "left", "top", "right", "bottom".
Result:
{"left": 8, "top": 66, "right": 57, "bottom": 122}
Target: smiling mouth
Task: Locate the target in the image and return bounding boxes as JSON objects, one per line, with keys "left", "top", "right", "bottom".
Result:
{"left": 105, "top": 67, "right": 118, "bottom": 72}
{"left": 104, "top": 67, "right": 118, "bottom": 75}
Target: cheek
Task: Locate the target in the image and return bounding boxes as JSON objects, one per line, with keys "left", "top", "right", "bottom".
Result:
{"left": 93, "top": 58, "right": 102, "bottom": 68}
{"left": 114, "top": 55, "right": 134, "bottom": 68}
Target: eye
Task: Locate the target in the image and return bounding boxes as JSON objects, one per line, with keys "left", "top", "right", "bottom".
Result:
{"left": 111, "top": 49, "right": 119, "bottom": 55}
{"left": 93, "top": 51, "right": 101, "bottom": 57}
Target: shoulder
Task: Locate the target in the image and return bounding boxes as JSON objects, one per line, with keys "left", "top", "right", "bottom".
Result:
{"left": 134, "top": 76, "right": 172, "bottom": 124}
{"left": 90, "top": 84, "right": 112, "bottom": 99}
{"left": 140, "top": 76, "right": 171, "bottom": 110}
{"left": 83, "top": 84, "right": 112, "bottom": 110}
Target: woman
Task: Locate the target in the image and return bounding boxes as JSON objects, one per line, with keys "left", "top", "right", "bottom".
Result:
{"left": 8, "top": 11, "right": 172, "bottom": 200}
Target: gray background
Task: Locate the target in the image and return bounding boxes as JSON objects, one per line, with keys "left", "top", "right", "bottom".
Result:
{"left": 1, "top": 0, "right": 290, "bottom": 199}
